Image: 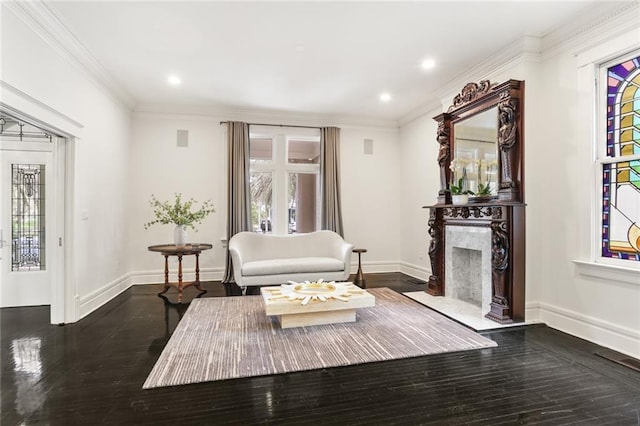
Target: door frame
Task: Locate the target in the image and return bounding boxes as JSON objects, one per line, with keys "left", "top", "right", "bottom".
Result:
{"left": 1, "top": 97, "right": 80, "bottom": 324}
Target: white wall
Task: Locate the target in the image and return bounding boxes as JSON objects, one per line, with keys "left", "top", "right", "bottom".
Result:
{"left": 128, "top": 113, "right": 227, "bottom": 283}
{"left": 127, "top": 114, "right": 402, "bottom": 283}
{"left": 1, "top": 5, "right": 133, "bottom": 321}
{"left": 398, "top": 113, "right": 440, "bottom": 280}
{"left": 340, "top": 126, "right": 402, "bottom": 271}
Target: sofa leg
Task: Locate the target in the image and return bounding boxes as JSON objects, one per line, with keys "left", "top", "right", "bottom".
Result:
{"left": 246, "top": 286, "right": 260, "bottom": 295}
{"left": 223, "top": 283, "right": 243, "bottom": 296}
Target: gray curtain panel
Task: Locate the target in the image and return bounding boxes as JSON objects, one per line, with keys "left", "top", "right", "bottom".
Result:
{"left": 320, "top": 127, "right": 344, "bottom": 237}
{"left": 223, "top": 121, "right": 251, "bottom": 284}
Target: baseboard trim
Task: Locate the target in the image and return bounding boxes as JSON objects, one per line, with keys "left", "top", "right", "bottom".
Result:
{"left": 524, "top": 301, "right": 542, "bottom": 322}
{"left": 538, "top": 301, "right": 640, "bottom": 359}
{"left": 349, "top": 260, "right": 401, "bottom": 275}
{"left": 130, "top": 267, "right": 225, "bottom": 286}
{"left": 78, "top": 273, "right": 132, "bottom": 320}
{"left": 398, "top": 262, "right": 430, "bottom": 281}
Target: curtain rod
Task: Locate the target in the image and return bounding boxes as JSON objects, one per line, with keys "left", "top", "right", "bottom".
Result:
{"left": 219, "top": 121, "right": 321, "bottom": 130}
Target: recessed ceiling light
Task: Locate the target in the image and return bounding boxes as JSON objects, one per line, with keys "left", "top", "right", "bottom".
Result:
{"left": 421, "top": 58, "right": 436, "bottom": 70}
{"left": 379, "top": 92, "right": 391, "bottom": 102}
{"left": 167, "top": 75, "right": 181, "bottom": 86}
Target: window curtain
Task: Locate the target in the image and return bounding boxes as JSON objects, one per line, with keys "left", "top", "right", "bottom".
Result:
{"left": 320, "top": 127, "right": 344, "bottom": 237}
{"left": 222, "top": 121, "right": 251, "bottom": 284}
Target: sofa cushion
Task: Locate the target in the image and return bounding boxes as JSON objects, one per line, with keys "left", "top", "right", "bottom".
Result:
{"left": 242, "top": 257, "right": 344, "bottom": 277}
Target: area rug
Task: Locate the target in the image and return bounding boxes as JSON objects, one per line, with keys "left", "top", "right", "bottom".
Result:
{"left": 143, "top": 287, "right": 497, "bottom": 389}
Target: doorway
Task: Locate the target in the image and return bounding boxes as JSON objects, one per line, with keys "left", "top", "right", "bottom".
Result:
{"left": 0, "top": 113, "right": 65, "bottom": 323}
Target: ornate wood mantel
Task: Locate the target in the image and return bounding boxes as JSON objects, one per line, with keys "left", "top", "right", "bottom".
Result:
{"left": 424, "top": 202, "right": 525, "bottom": 323}
{"left": 426, "top": 79, "right": 526, "bottom": 324}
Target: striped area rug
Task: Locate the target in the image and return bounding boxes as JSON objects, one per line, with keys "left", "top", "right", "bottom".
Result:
{"left": 143, "top": 287, "right": 497, "bottom": 388}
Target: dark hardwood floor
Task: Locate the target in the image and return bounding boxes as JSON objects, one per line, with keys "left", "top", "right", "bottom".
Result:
{"left": 2, "top": 273, "right": 640, "bottom": 425}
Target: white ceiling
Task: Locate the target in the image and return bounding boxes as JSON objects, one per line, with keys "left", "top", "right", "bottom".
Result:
{"left": 47, "top": 1, "right": 622, "bottom": 122}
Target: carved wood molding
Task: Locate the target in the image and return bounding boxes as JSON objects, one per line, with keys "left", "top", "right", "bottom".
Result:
{"left": 447, "top": 80, "right": 492, "bottom": 112}
{"left": 498, "top": 97, "right": 518, "bottom": 190}
{"left": 427, "top": 208, "right": 444, "bottom": 296}
{"left": 436, "top": 120, "right": 450, "bottom": 167}
{"left": 443, "top": 205, "right": 503, "bottom": 220}
{"left": 488, "top": 221, "right": 511, "bottom": 321}
{"left": 491, "top": 221, "right": 509, "bottom": 274}
{"left": 427, "top": 210, "right": 439, "bottom": 273}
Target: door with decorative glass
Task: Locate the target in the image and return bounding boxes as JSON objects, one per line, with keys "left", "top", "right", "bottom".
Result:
{"left": 1, "top": 149, "right": 54, "bottom": 307}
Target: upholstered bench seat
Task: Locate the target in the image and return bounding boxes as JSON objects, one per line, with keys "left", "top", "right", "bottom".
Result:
{"left": 229, "top": 230, "right": 353, "bottom": 287}
{"left": 242, "top": 257, "right": 345, "bottom": 277}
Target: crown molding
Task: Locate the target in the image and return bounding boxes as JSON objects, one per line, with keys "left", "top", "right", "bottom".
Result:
{"left": 3, "top": 1, "right": 135, "bottom": 110}
{"left": 542, "top": 1, "right": 640, "bottom": 61}
{"left": 399, "top": 2, "right": 638, "bottom": 125}
{"left": 134, "top": 103, "right": 401, "bottom": 132}
{"left": 429, "top": 35, "right": 541, "bottom": 114}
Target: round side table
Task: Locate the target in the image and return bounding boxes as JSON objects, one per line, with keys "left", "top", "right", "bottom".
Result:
{"left": 148, "top": 243, "right": 213, "bottom": 302}
{"left": 352, "top": 248, "right": 367, "bottom": 289}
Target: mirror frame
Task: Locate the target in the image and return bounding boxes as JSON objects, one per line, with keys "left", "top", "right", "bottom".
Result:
{"left": 434, "top": 79, "right": 524, "bottom": 204}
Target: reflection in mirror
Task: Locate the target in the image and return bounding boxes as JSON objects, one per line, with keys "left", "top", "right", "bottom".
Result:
{"left": 452, "top": 107, "right": 498, "bottom": 196}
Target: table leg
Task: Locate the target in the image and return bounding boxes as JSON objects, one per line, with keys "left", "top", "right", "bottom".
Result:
{"left": 194, "top": 252, "right": 206, "bottom": 292}
{"left": 158, "top": 255, "right": 170, "bottom": 295}
{"left": 355, "top": 252, "right": 366, "bottom": 289}
{"left": 177, "top": 255, "right": 184, "bottom": 303}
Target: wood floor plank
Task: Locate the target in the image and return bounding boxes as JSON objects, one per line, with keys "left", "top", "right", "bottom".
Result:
{"left": 2, "top": 274, "right": 640, "bottom": 425}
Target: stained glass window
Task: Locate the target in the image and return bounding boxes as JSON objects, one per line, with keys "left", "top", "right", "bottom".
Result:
{"left": 602, "top": 55, "right": 640, "bottom": 261}
{"left": 11, "top": 164, "right": 46, "bottom": 271}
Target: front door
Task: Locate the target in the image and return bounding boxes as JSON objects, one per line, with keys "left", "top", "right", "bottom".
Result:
{"left": 0, "top": 149, "right": 55, "bottom": 307}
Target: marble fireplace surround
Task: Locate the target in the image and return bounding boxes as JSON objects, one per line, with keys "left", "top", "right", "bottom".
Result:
{"left": 445, "top": 226, "right": 492, "bottom": 317}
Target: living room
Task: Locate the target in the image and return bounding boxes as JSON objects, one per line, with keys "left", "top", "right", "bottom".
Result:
{"left": 1, "top": 1, "right": 639, "bottom": 423}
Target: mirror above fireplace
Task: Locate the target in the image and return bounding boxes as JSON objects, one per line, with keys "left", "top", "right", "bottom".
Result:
{"left": 452, "top": 106, "right": 499, "bottom": 198}
{"left": 434, "top": 79, "right": 524, "bottom": 204}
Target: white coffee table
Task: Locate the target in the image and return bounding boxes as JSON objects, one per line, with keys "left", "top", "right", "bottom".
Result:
{"left": 260, "top": 282, "right": 375, "bottom": 328}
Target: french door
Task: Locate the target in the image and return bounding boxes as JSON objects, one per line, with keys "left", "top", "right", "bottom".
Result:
{"left": 1, "top": 149, "right": 55, "bottom": 307}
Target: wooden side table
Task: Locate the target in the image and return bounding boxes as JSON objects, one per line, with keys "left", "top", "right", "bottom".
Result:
{"left": 148, "top": 243, "right": 213, "bottom": 302}
{"left": 352, "top": 248, "right": 367, "bottom": 288}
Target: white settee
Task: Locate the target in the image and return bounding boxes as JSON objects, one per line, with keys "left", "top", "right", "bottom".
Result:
{"left": 228, "top": 230, "right": 353, "bottom": 287}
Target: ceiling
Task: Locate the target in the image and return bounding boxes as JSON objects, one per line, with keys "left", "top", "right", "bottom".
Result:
{"left": 47, "top": 1, "right": 621, "bottom": 123}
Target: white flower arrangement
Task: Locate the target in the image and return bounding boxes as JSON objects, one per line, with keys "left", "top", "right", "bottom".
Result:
{"left": 450, "top": 158, "right": 498, "bottom": 196}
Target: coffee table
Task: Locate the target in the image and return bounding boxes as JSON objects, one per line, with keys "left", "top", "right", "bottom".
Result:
{"left": 260, "top": 282, "right": 375, "bottom": 328}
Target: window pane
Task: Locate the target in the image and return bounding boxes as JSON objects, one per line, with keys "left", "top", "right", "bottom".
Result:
{"left": 288, "top": 139, "right": 320, "bottom": 164}
{"left": 250, "top": 171, "right": 272, "bottom": 233}
{"left": 602, "top": 54, "right": 640, "bottom": 261}
{"left": 250, "top": 138, "right": 273, "bottom": 163}
{"left": 288, "top": 173, "right": 318, "bottom": 234}
{"left": 602, "top": 161, "right": 640, "bottom": 260}
{"left": 606, "top": 57, "right": 640, "bottom": 158}
{"left": 11, "top": 164, "right": 46, "bottom": 271}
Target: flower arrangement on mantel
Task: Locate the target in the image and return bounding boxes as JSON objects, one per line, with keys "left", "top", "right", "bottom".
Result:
{"left": 143, "top": 193, "right": 215, "bottom": 231}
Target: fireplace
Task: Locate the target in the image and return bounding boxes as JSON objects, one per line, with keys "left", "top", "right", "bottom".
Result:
{"left": 426, "top": 79, "right": 526, "bottom": 324}
{"left": 425, "top": 203, "right": 526, "bottom": 324}
{"left": 445, "top": 226, "right": 492, "bottom": 316}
